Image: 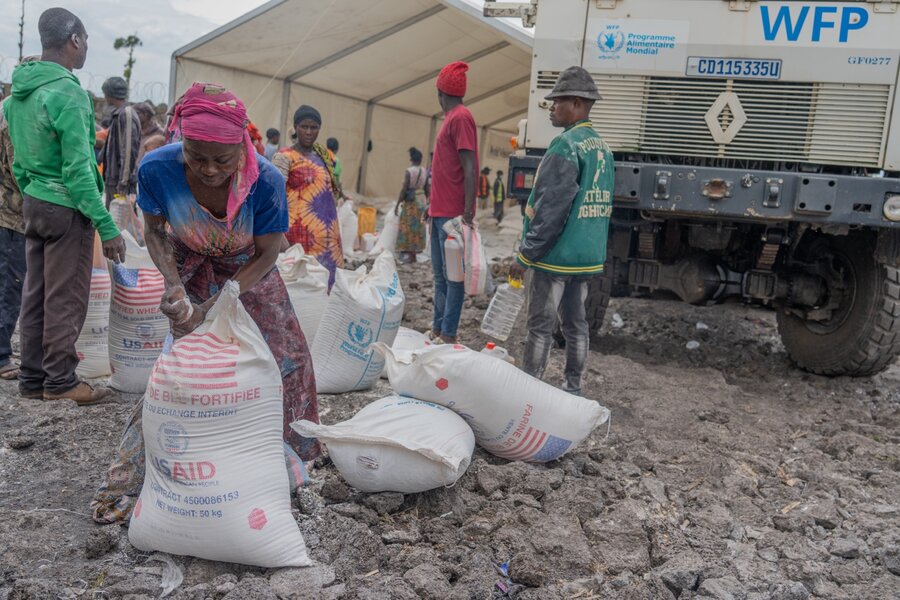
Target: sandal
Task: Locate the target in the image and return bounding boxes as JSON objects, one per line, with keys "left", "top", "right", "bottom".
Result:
{"left": 0, "top": 363, "right": 19, "bottom": 381}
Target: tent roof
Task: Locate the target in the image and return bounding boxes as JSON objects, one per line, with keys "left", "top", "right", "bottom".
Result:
{"left": 172, "top": 0, "right": 532, "bottom": 132}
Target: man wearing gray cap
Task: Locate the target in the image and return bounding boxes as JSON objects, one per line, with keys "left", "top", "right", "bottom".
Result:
{"left": 509, "top": 66, "right": 613, "bottom": 396}
{"left": 100, "top": 76, "right": 140, "bottom": 206}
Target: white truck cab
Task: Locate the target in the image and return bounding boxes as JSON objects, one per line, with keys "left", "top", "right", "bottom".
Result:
{"left": 487, "top": 0, "right": 900, "bottom": 376}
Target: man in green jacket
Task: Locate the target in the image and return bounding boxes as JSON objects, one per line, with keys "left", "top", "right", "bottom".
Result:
{"left": 510, "top": 66, "right": 613, "bottom": 396}
{"left": 5, "top": 8, "right": 125, "bottom": 404}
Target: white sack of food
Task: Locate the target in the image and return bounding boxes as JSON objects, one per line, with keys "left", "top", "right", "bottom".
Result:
{"left": 109, "top": 195, "right": 145, "bottom": 246}
{"left": 377, "top": 344, "right": 610, "bottom": 463}
{"left": 109, "top": 231, "right": 168, "bottom": 393}
{"left": 276, "top": 245, "right": 330, "bottom": 345}
{"left": 311, "top": 252, "right": 404, "bottom": 394}
{"left": 370, "top": 209, "right": 400, "bottom": 257}
{"left": 292, "top": 395, "right": 474, "bottom": 493}
{"left": 380, "top": 327, "right": 432, "bottom": 379}
{"left": 128, "top": 281, "right": 311, "bottom": 568}
{"left": 76, "top": 267, "right": 112, "bottom": 378}
{"left": 338, "top": 200, "right": 358, "bottom": 257}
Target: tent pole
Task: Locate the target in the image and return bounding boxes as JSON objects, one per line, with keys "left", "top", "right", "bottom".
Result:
{"left": 479, "top": 126, "right": 488, "bottom": 163}
{"left": 357, "top": 101, "right": 375, "bottom": 195}
{"left": 427, "top": 116, "right": 439, "bottom": 157}
{"left": 280, "top": 80, "right": 291, "bottom": 140}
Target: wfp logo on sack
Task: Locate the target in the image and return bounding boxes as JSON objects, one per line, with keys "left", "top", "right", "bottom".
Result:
{"left": 158, "top": 421, "right": 189, "bottom": 456}
{"left": 347, "top": 321, "right": 374, "bottom": 347}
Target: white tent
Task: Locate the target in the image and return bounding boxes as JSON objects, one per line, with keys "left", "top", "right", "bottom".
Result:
{"left": 170, "top": 0, "right": 532, "bottom": 198}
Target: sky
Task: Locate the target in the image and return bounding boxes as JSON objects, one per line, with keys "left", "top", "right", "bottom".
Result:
{"left": 0, "top": 0, "right": 522, "bottom": 104}
{"left": 0, "top": 0, "right": 269, "bottom": 103}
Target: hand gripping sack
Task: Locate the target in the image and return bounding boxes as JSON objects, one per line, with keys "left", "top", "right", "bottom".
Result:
{"left": 292, "top": 395, "right": 474, "bottom": 493}
{"left": 311, "top": 252, "right": 404, "bottom": 394}
{"left": 76, "top": 236, "right": 112, "bottom": 378}
{"left": 377, "top": 344, "right": 610, "bottom": 463}
{"left": 338, "top": 200, "right": 358, "bottom": 257}
{"left": 109, "top": 231, "right": 168, "bottom": 393}
{"left": 370, "top": 209, "right": 400, "bottom": 257}
{"left": 128, "top": 281, "right": 311, "bottom": 567}
{"left": 276, "top": 245, "right": 330, "bottom": 345}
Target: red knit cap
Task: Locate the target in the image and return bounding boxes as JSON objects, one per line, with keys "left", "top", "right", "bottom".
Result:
{"left": 436, "top": 61, "right": 469, "bottom": 97}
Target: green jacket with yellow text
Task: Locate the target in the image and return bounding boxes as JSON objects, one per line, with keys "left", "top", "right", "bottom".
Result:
{"left": 517, "top": 120, "right": 613, "bottom": 275}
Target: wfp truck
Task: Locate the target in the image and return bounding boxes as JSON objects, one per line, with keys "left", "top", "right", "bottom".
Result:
{"left": 486, "top": 0, "right": 900, "bottom": 376}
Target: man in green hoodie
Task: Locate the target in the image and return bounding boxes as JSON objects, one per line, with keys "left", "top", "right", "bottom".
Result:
{"left": 5, "top": 8, "right": 125, "bottom": 405}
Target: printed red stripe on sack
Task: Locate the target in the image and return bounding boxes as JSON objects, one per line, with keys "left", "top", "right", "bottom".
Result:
{"left": 150, "top": 332, "right": 241, "bottom": 389}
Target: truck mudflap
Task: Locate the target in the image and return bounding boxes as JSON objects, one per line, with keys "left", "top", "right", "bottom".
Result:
{"left": 614, "top": 162, "right": 900, "bottom": 228}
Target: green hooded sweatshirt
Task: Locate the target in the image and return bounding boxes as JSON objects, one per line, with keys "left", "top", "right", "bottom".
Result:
{"left": 3, "top": 61, "right": 119, "bottom": 241}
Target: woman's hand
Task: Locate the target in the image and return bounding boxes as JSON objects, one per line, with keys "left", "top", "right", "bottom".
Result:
{"left": 172, "top": 302, "right": 207, "bottom": 339}
{"left": 159, "top": 286, "right": 192, "bottom": 323}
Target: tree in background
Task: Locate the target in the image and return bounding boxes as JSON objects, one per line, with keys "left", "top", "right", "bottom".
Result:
{"left": 17, "top": 0, "right": 26, "bottom": 62}
{"left": 114, "top": 34, "right": 142, "bottom": 88}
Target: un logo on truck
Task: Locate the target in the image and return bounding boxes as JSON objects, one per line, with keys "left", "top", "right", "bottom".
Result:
{"left": 598, "top": 30, "right": 625, "bottom": 54}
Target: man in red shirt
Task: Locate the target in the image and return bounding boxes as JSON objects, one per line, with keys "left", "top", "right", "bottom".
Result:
{"left": 428, "top": 61, "right": 478, "bottom": 343}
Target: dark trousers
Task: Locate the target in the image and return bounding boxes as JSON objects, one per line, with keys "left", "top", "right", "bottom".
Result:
{"left": 0, "top": 227, "right": 26, "bottom": 366}
{"left": 521, "top": 270, "right": 590, "bottom": 395}
{"left": 430, "top": 216, "right": 465, "bottom": 338}
{"left": 493, "top": 200, "right": 504, "bottom": 223}
{"left": 19, "top": 197, "right": 94, "bottom": 394}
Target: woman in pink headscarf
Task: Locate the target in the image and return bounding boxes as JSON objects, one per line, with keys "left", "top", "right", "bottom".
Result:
{"left": 91, "top": 83, "right": 320, "bottom": 524}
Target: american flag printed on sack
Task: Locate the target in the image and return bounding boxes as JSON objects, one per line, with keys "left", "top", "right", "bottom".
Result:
{"left": 151, "top": 332, "right": 240, "bottom": 391}
{"left": 113, "top": 266, "right": 166, "bottom": 308}
{"left": 491, "top": 429, "right": 572, "bottom": 462}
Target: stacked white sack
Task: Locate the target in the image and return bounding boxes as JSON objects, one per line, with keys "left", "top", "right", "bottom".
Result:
{"left": 128, "top": 281, "right": 311, "bottom": 567}
{"left": 75, "top": 267, "right": 112, "bottom": 378}
{"left": 292, "top": 395, "right": 474, "bottom": 493}
{"left": 338, "top": 200, "right": 358, "bottom": 257}
{"left": 380, "top": 327, "right": 432, "bottom": 379}
{"left": 108, "top": 231, "right": 168, "bottom": 393}
{"left": 369, "top": 209, "right": 400, "bottom": 257}
{"left": 311, "top": 252, "right": 404, "bottom": 393}
{"left": 377, "top": 343, "right": 610, "bottom": 463}
{"left": 276, "top": 245, "right": 330, "bottom": 345}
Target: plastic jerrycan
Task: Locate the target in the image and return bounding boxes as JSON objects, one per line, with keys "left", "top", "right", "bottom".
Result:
{"left": 444, "top": 235, "right": 465, "bottom": 283}
{"left": 480, "top": 342, "right": 515, "bottom": 364}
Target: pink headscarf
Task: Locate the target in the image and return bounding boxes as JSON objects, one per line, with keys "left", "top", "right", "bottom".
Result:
{"left": 168, "top": 82, "right": 259, "bottom": 229}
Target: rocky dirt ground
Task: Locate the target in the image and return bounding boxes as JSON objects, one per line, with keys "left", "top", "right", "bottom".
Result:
{"left": 1, "top": 214, "right": 899, "bottom": 600}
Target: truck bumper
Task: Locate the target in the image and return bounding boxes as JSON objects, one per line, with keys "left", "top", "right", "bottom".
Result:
{"left": 615, "top": 162, "right": 900, "bottom": 229}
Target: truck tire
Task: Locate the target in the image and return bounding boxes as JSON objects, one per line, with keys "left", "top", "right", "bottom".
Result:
{"left": 777, "top": 238, "right": 900, "bottom": 377}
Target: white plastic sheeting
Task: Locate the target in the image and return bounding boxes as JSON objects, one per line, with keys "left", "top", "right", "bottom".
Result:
{"left": 171, "top": 0, "right": 531, "bottom": 198}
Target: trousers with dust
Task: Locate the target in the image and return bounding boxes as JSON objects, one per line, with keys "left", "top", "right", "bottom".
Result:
{"left": 109, "top": 231, "right": 168, "bottom": 393}
{"left": 293, "top": 395, "right": 474, "bottom": 493}
{"left": 128, "top": 281, "right": 311, "bottom": 567}
{"left": 378, "top": 343, "right": 610, "bottom": 463}
{"left": 311, "top": 252, "right": 404, "bottom": 393}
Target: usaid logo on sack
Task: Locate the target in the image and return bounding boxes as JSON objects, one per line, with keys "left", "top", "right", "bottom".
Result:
{"left": 136, "top": 324, "right": 155, "bottom": 339}
{"left": 158, "top": 421, "right": 189, "bottom": 456}
{"left": 347, "top": 321, "right": 374, "bottom": 347}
